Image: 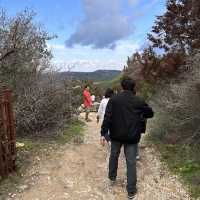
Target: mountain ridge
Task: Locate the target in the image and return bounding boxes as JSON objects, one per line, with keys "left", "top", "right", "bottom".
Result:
{"left": 55, "top": 69, "right": 121, "bottom": 81}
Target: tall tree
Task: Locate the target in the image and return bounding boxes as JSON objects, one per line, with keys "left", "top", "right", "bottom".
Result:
{"left": 0, "top": 9, "right": 52, "bottom": 92}
{"left": 148, "top": 0, "right": 200, "bottom": 54}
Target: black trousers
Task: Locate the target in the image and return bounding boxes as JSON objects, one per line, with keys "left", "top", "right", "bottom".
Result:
{"left": 109, "top": 141, "right": 137, "bottom": 195}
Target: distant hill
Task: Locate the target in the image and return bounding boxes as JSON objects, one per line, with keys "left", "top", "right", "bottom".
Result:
{"left": 96, "top": 73, "right": 122, "bottom": 89}
{"left": 55, "top": 70, "right": 121, "bottom": 81}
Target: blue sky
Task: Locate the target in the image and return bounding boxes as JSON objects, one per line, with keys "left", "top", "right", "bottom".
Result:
{"left": 0, "top": 0, "right": 166, "bottom": 72}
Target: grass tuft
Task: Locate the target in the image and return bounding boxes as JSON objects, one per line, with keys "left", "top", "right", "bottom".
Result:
{"left": 146, "top": 134, "right": 200, "bottom": 199}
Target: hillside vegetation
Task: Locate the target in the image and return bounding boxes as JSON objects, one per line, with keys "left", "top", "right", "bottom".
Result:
{"left": 96, "top": 73, "right": 122, "bottom": 90}
{"left": 113, "top": 1, "right": 200, "bottom": 198}
{"left": 0, "top": 9, "right": 77, "bottom": 135}
{"left": 55, "top": 70, "right": 121, "bottom": 82}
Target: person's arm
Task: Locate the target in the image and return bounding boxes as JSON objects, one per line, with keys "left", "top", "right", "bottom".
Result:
{"left": 97, "top": 100, "right": 103, "bottom": 116}
{"left": 138, "top": 102, "right": 153, "bottom": 134}
{"left": 97, "top": 100, "right": 103, "bottom": 123}
{"left": 140, "top": 104, "right": 154, "bottom": 119}
{"left": 141, "top": 119, "right": 147, "bottom": 134}
{"left": 100, "top": 99, "right": 112, "bottom": 145}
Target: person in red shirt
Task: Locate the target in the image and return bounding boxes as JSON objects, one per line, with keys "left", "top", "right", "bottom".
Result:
{"left": 83, "top": 85, "right": 92, "bottom": 121}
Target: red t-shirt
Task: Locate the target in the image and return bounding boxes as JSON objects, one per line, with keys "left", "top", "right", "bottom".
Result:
{"left": 83, "top": 89, "right": 92, "bottom": 108}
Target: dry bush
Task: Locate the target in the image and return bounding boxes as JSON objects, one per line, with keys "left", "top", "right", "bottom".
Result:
{"left": 0, "top": 10, "right": 75, "bottom": 135}
{"left": 15, "top": 72, "right": 73, "bottom": 135}
{"left": 149, "top": 51, "right": 200, "bottom": 144}
{"left": 0, "top": 9, "right": 52, "bottom": 93}
{"left": 124, "top": 48, "right": 185, "bottom": 84}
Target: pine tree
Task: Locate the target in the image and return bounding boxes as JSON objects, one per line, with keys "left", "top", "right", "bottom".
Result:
{"left": 148, "top": 0, "right": 200, "bottom": 53}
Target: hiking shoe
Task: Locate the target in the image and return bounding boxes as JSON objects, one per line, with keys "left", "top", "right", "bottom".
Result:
{"left": 128, "top": 193, "right": 136, "bottom": 199}
{"left": 136, "top": 155, "right": 140, "bottom": 161}
{"left": 128, "top": 190, "right": 137, "bottom": 199}
{"left": 109, "top": 178, "right": 116, "bottom": 186}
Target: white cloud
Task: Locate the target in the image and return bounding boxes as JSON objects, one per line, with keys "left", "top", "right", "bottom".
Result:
{"left": 48, "top": 40, "right": 140, "bottom": 72}
{"left": 128, "top": 0, "right": 139, "bottom": 6}
{"left": 131, "top": 0, "right": 160, "bottom": 18}
{"left": 53, "top": 59, "right": 124, "bottom": 72}
{"left": 65, "top": 0, "right": 133, "bottom": 49}
{"left": 65, "top": 0, "right": 159, "bottom": 49}
{"left": 47, "top": 0, "right": 161, "bottom": 72}
{"left": 47, "top": 44, "right": 66, "bottom": 50}
{"left": 115, "top": 40, "right": 139, "bottom": 53}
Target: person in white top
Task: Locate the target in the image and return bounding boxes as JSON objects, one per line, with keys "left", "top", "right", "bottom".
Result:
{"left": 97, "top": 88, "right": 114, "bottom": 123}
{"left": 97, "top": 88, "right": 114, "bottom": 144}
{"left": 91, "top": 95, "right": 96, "bottom": 102}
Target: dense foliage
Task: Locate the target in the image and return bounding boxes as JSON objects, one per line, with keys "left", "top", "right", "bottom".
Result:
{"left": 124, "top": 2, "right": 200, "bottom": 196}
{"left": 0, "top": 9, "right": 74, "bottom": 135}
{"left": 148, "top": 0, "right": 200, "bottom": 53}
{"left": 124, "top": 0, "right": 200, "bottom": 84}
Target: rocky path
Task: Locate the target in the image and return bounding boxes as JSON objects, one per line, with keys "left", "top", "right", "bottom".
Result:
{"left": 5, "top": 113, "right": 190, "bottom": 200}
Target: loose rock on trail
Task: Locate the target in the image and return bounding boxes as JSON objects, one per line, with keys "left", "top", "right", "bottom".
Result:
{"left": 5, "top": 113, "right": 190, "bottom": 200}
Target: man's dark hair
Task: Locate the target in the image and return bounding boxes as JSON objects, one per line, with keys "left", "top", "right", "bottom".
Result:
{"left": 121, "top": 77, "right": 136, "bottom": 91}
{"left": 105, "top": 88, "right": 114, "bottom": 98}
{"left": 84, "top": 85, "right": 89, "bottom": 89}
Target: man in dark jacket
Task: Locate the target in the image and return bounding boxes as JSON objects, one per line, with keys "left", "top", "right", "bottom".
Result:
{"left": 100, "top": 77, "right": 154, "bottom": 199}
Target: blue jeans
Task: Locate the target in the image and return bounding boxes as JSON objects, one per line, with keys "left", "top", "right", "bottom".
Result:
{"left": 109, "top": 141, "right": 137, "bottom": 195}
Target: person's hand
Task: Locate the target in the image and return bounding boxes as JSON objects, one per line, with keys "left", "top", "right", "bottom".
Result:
{"left": 97, "top": 115, "right": 100, "bottom": 123}
{"left": 100, "top": 136, "right": 106, "bottom": 146}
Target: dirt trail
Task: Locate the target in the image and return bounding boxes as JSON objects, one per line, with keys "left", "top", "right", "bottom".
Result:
{"left": 6, "top": 113, "right": 190, "bottom": 200}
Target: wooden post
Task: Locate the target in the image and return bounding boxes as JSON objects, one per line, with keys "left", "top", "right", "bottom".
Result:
{"left": 0, "top": 89, "right": 16, "bottom": 178}
{"left": 6, "top": 89, "right": 16, "bottom": 171}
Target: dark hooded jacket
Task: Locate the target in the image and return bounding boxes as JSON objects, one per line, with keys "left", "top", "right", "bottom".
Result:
{"left": 101, "top": 90, "right": 154, "bottom": 144}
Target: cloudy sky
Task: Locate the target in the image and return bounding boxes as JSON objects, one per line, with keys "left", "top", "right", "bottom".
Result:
{"left": 0, "top": 0, "right": 166, "bottom": 72}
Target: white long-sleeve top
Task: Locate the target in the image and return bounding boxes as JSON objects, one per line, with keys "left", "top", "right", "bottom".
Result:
{"left": 97, "top": 98, "right": 109, "bottom": 120}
